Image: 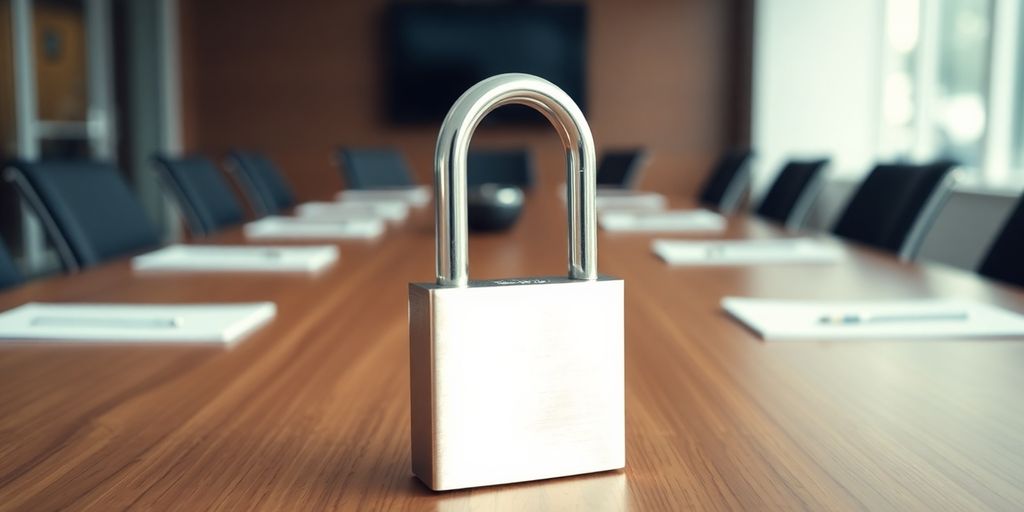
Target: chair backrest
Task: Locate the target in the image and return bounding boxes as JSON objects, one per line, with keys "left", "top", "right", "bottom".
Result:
{"left": 338, "top": 148, "right": 416, "bottom": 189}
{"left": 755, "top": 159, "right": 829, "bottom": 229}
{"left": 153, "top": 155, "right": 246, "bottom": 236}
{"left": 596, "top": 149, "right": 647, "bottom": 188}
{"left": 0, "top": 238, "right": 22, "bottom": 290}
{"left": 698, "top": 149, "right": 753, "bottom": 214}
{"left": 3, "top": 160, "right": 161, "bottom": 270}
{"left": 978, "top": 196, "right": 1024, "bottom": 288}
{"left": 832, "top": 161, "right": 957, "bottom": 260}
{"left": 226, "top": 150, "right": 296, "bottom": 216}
{"left": 467, "top": 149, "right": 534, "bottom": 189}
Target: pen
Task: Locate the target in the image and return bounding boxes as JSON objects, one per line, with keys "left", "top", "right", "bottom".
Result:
{"left": 817, "top": 311, "right": 969, "bottom": 325}
{"left": 30, "top": 316, "right": 183, "bottom": 329}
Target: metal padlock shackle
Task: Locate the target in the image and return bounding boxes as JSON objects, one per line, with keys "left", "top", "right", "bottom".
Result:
{"left": 434, "top": 73, "right": 598, "bottom": 287}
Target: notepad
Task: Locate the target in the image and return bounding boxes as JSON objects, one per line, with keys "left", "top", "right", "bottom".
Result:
{"left": 295, "top": 200, "right": 409, "bottom": 221}
{"left": 0, "top": 302, "right": 276, "bottom": 344}
{"left": 596, "top": 190, "right": 667, "bottom": 211}
{"left": 336, "top": 186, "right": 431, "bottom": 207}
{"left": 600, "top": 209, "right": 726, "bottom": 232}
{"left": 132, "top": 245, "right": 339, "bottom": 273}
{"left": 558, "top": 188, "right": 667, "bottom": 211}
{"left": 652, "top": 239, "right": 843, "bottom": 265}
{"left": 244, "top": 216, "right": 385, "bottom": 240}
{"left": 722, "top": 298, "right": 1024, "bottom": 341}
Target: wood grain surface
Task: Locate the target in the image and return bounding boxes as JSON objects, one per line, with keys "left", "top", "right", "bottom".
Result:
{"left": 1, "top": 190, "right": 1024, "bottom": 511}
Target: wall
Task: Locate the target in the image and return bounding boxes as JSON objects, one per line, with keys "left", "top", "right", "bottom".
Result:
{"left": 751, "top": 0, "right": 883, "bottom": 192}
{"left": 178, "top": 0, "right": 750, "bottom": 201}
{"left": 0, "top": 0, "right": 18, "bottom": 256}
{"left": 0, "top": 1, "right": 16, "bottom": 157}
{"left": 33, "top": 2, "right": 88, "bottom": 122}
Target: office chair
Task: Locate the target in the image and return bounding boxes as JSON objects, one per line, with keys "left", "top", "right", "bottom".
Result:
{"left": 226, "top": 150, "right": 296, "bottom": 216}
{"left": 831, "top": 161, "right": 957, "bottom": 261}
{"left": 755, "top": 159, "right": 829, "bottom": 229}
{"left": 0, "top": 238, "right": 22, "bottom": 290}
{"left": 3, "top": 160, "right": 161, "bottom": 271}
{"left": 153, "top": 155, "right": 246, "bottom": 237}
{"left": 978, "top": 196, "right": 1024, "bottom": 288}
{"left": 338, "top": 148, "right": 417, "bottom": 189}
{"left": 467, "top": 149, "right": 534, "bottom": 189}
{"left": 698, "top": 149, "right": 753, "bottom": 214}
{"left": 596, "top": 149, "right": 647, "bottom": 188}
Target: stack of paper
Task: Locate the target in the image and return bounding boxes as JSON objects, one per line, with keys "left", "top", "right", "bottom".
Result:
{"left": 244, "top": 216, "right": 385, "bottom": 240}
{"left": 722, "top": 298, "right": 1024, "bottom": 341}
{"left": 0, "top": 302, "right": 277, "bottom": 344}
{"left": 295, "top": 200, "right": 409, "bottom": 222}
{"left": 600, "top": 209, "right": 726, "bottom": 233}
{"left": 132, "top": 245, "right": 339, "bottom": 273}
{"left": 595, "top": 190, "right": 667, "bottom": 211}
{"left": 652, "top": 239, "right": 843, "bottom": 266}
{"left": 559, "top": 188, "right": 667, "bottom": 211}
{"left": 336, "top": 186, "right": 431, "bottom": 207}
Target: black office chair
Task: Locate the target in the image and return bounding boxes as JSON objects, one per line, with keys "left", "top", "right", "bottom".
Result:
{"left": 831, "top": 161, "right": 957, "bottom": 260}
{"left": 698, "top": 149, "right": 753, "bottom": 214}
{"left": 0, "top": 238, "right": 22, "bottom": 290}
{"left": 153, "top": 155, "right": 246, "bottom": 237}
{"left": 226, "top": 150, "right": 296, "bottom": 216}
{"left": 755, "top": 159, "right": 829, "bottom": 229}
{"left": 596, "top": 149, "right": 647, "bottom": 188}
{"left": 978, "top": 196, "right": 1024, "bottom": 288}
{"left": 467, "top": 149, "right": 534, "bottom": 189}
{"left": 3, "top": 160, "right": 161, "bottom": 271}
{"left": 338, "top": 148, "right": 416, "bottom": 189}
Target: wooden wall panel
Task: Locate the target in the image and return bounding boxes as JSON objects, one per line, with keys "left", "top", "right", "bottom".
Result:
{"left": 178, "top": 0, "right": 748, "bottom": 201}
{"left": 33, "top": 3, "right": 88, "bottom": 122}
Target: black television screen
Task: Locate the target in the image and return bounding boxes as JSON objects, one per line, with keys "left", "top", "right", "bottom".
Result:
{"left": 386, "top": 3, "right": 587, "bottom": 125}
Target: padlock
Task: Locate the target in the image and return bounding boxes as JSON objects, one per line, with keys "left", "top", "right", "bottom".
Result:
{"left": 408, "top": 73, "right": 625, "bottom": 491}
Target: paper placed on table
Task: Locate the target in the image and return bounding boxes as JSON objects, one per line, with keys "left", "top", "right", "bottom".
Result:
{"left": 0, "top": 302, "right": 277, "bottom": 344}
{"left": 335, "top": 185, "right": 431, "bottom": 207}
{"left": 132, "top": 244, "right": 338, "bottom": 273}
{"left": 721, "top": 297, "right": 1024, "bottom": 341}
{"left": 652, "top": 238, "right": 843, "bottom": 265}
{"left": 294, "top": 200, "right": 409, "bottom": 222}
{"left": 243, "top": 216, "right": 385, "bottom": 240}
{"left": 558, "top": 188, "right": 667, "bottom": 211}
{"left": 600, "top": 209, "right": 726, "bottom": 232}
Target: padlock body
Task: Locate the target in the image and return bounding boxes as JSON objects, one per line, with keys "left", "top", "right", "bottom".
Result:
{"left": 408, "top": 276, "right": 625, "bottom": 491}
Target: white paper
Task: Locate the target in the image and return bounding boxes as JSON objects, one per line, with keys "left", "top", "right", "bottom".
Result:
{"left": 0, "top": 302, "right": 276, "bottom": 344}
{"left": 600, "top": 209, "right": 725, "bottom": 232}
{"left": 722, "top": 298, "right": 1024, "bottom": 341}
{"left": 653, "top": 238, "right": 843, "bottom": 266}
{"left": 244, "top": 216, "right": 384, "bottom": 240}
{"left": 295, "top": 200, "right": 409, "bottom": 222}
{"left": 336, "top": 186, "right": 430, "bottom": 207}
{"left": 596, "top": 190, "right": 667, "bottom": 211}
{"left": 558, "top": 188, "right": 667, "bottom": 211}
{"left": 132, "top": 245, "right": 339, "bottom": 273}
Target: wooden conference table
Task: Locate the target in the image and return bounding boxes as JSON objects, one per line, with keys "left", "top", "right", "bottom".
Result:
{"left": 1, "top": 193, "right": 1023, "bottom": 511}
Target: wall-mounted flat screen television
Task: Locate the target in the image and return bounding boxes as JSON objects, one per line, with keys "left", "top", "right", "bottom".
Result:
{"left": 386, "top": 3, "right": 587, "bottom": 125}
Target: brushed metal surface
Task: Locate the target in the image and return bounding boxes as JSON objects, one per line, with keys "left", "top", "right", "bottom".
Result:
{"left": 410, "top": 277, "right": 625, "bottom": 491}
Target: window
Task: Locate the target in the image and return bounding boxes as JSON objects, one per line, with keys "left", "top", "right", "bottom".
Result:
{"left": 880, "top": 0, "right": 1024, "bottom": 185}
{"left": 932, "top": 0, "right": 990, "bottom": 167}
{"left": 1014, "top": 3, "right": 1024, "bottom": 171}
